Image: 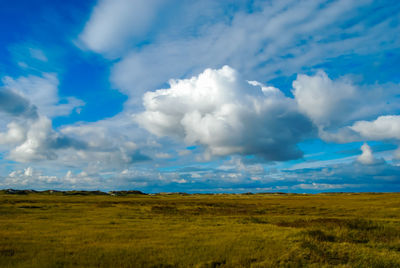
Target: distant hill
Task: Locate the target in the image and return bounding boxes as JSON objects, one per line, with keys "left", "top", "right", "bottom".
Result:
{"left": 0, "top": 189, "right": 146, "bottom": 196}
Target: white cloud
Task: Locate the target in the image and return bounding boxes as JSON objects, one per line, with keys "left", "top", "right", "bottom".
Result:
{"left": 136, "top": 66, "right": 313, "bottom": 161}
{"left": 292, "top": 71, "right": 357, "bottom": 127}
{"left": 0, "top": 115, "right": 87, "bottom": 163}
{"left": 0, "top": 73, "right": 88, "bottom": 163}
{"left": 59, "top": 114, "right": 150, "bottom": 171}
{"left": 0, "top": 70, "right": 89, "bottom": 164}
{"left": 349, "top": 116, "right": 400, "bottom": 160}
{"left": 291, "top": 72, "right": 400, "bottom": 143}
{"left": 172, "top": 178, "right": 187, "bottom": 184}
{"left": 2, "top": 167, "right": 97, "bottom": 190}
{"left": 155, "top": 152, "right": 172, "bottom": 159}
{"left": 294, "top": 183, "right": 357, "bottom": 190}
{"left": 2, "top": 73, "right": 84, "bottom": 118}
{"left": 9, "top": 116, "right": 59, "bottom": 162}
{"left": 218, "top": 156, "right": 265, "bottom": 176}
{"left": 79, "top": 0, "right": 163, "bottom": 57}
{"left": 357, "top": 143, "right": 375, "bottom": 165}
{"left": 28, "top": 48, "right": 47, "bottom": 62}
{"left": 351, "top": 115, "right": 400, "bottom": 140}
{"left": 0, "top": 121, "right": 27, "bottom": 144}
{"left": 4, "top": 167, "right": 59, "bottom": 188}
{"left": 24, "top": 166, "right": 33, "bottom": 177}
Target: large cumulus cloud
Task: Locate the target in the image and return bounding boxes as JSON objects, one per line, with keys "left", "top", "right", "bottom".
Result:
{"left": 136, "top": 66, "right": 314, "bottom": 161}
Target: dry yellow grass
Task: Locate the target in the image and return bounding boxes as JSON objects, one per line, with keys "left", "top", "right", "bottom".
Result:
{"left": 1, "top": 192, "right": 400, "bottom": 267}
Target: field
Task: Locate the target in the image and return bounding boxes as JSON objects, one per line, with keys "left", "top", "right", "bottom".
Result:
{"left": 1, "top": 191, "right": 400, "bottom": 267}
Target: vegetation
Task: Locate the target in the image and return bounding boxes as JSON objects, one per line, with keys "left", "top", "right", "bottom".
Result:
{"left": 1, "top": 191, "right": 400, "bottom": 267}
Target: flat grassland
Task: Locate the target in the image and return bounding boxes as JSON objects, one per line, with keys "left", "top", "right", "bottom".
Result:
{"left": 1, "top": 192, "right": 400, "bottom": 267}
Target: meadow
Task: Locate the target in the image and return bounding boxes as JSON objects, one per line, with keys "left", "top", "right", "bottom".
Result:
{"left": 0, "top": 191, "right": 400, "bottom": 267}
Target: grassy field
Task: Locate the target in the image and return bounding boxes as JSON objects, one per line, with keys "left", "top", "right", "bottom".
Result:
{"left": 1, "top": 192, "right": 400, "bottom": 267}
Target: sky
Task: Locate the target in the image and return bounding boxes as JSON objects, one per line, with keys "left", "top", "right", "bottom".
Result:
{"left": 0, "top": 0, "right": 400, "bottom": 193}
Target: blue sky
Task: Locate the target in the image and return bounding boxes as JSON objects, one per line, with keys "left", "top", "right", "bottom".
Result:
{"left": 0, "top": 0, "right": 400, "bottom": 193}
